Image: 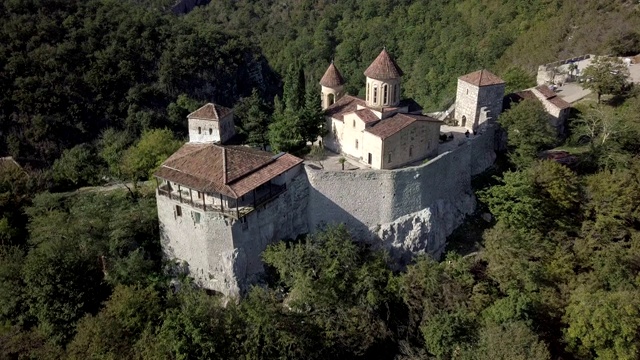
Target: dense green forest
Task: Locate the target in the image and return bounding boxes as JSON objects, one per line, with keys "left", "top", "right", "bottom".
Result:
{"left": 2, "top": 0, "right": 640, "bottom": 358}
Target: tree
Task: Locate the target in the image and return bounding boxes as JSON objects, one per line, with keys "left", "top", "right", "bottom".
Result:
{"left": 498, "top": 100, "right": 556, "bottom": 168}
{"left": 582, "top": 57, "right": 630, "bottom": 103}
{"left": 268, "top": 97, "right": 305, "bottom": 153}
{"left": 234, "top": 89, "right": 271, "bottom": 149}
{"left": 467, "top": 321, "right": 551, "bottom": 360}
{"left": 51, "top": 144, "right": 103, "bottom": 188}
{"left": 120, "top": 129, "right": 181, "bottom": 184}
{"left": 262, "top": 225, "right": 397, "bottom": 357}
{"left": 565, "top": 288, "right": 640, "bottom": 360}
{"left": 300, "top": 85, "right": 327, "bottom": 144}
{"left": 502, "top": 67, "right": 536, "bottom": 94}
{"left": 67, "top": 285, "right": 162, "bottom": 360}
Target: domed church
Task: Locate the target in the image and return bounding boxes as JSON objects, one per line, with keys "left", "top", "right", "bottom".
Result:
{"left": 320, "top": 48, "right": 442, "bottom": 169}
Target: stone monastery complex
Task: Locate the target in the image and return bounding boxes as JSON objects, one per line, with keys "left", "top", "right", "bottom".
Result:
{"left": 154, "top": 49, "right": 529, "bottom": 296}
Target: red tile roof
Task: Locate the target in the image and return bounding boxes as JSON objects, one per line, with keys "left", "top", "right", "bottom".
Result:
{"left": 534, "top": 85, "right": 556, "bottom": 99}
{"left": 319, "top": 62, "right": 345, "bottom": 87}
{"left": 459, "top": 69, "right": 505, "bottom": 87}
{"left": 354, "top": 109, "right": 380, "bottom": 124}
{"left": 364, "top": 48, "right": 403, "bottom": 80}
{"left": 187, "top": 103, "right": 233, "bottom": 121}
{"left": 366, "top": 113, "right": 440, "bottom": 139}
{"left": 155, "top": 143, "right": 302, "bottom": 198}
{"left": 547, "top": 95, "right": 571, "bottom": 110}
{"left": 325, "top": 95, "right": 366, "bottom": 121}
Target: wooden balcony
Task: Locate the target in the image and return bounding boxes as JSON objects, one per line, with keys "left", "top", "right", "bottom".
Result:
{"left": 157, "top": 182, "right": 286, "bottom": 220}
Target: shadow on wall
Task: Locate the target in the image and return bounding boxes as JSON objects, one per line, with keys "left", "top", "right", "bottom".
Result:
{"left": 306, "top": 181, "right": 421, "bottom": 267}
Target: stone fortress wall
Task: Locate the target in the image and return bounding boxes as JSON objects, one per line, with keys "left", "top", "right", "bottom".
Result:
{"left": 305, "top": 124, "right": 496, "bottom": 262}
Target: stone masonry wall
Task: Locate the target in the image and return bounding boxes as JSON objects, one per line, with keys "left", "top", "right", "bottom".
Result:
{"left": 306, "top": 125, "right": 497, "bottom": 262}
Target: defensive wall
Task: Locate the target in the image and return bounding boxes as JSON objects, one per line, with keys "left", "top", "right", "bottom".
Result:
{"left": 305, "top": 124, "right": 497, "bottom": 262}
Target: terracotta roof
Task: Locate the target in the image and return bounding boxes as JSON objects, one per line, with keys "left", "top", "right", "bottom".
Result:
{"left": 325, "top": 95, "right": 366, "bottom": 121}
{"left": 366, "top": 113, "right": 440, "bottom": 139}
{"left": 459, "top": 69, "right": 505, "bottom": 87}
{"left": 187, "top": 103, "right": 233, "bottom": 121}
{"left": 319, "top": 62, "right": 345, "bottom": 87}
{"left": 364, "top": 48, "right": 403, "bottom": 80}
{"left": 154, "top": 143, "right": 302, "bottom": 198}
{"left": 354, "top": 109, "right": 380, "bottom": 124}
{"left": 534, "top": 85, "right": 556, "bottom": 99}
{"left": 547, "top": 95, "right": 571, "bottom": 110}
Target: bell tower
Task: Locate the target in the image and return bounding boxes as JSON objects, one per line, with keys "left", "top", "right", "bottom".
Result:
{"left": 319, "top": 60, "right": 345, "bottom": 110}
{"left": 364, "top": 48, "right": 403, "bottom": 108}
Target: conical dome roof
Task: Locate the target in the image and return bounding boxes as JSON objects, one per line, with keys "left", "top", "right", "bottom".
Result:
{"left": 319, "top": 61, "right": 345, "bottom": 87}
{"left": 364, "top": 48, "right": 403, "bottom": 80}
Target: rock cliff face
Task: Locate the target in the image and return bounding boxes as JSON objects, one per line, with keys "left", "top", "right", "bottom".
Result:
{"left": 376, "top": 191, "right": 476, "bottom": 263}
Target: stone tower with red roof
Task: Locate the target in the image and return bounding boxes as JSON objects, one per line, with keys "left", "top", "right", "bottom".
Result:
{"left": 319, "top": 61, "right": 345, "bottom": 110}
{"left": 454, "top": 69, "right": 506, "bottom": 131}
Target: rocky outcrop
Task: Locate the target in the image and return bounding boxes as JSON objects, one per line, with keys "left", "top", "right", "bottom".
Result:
{"left": 376, "top": 191, "right": 476, "bottom": 264}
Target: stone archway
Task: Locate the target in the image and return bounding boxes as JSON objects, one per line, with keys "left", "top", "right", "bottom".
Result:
{"left": 328, "top": 93, "right": 335, "bottom": 106}
{"left": 461, "top": 115, "right": 467, "bottom": 127}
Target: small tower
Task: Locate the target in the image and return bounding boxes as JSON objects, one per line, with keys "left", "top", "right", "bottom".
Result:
{"left": 455, "top": 69, "right": 506, "bottom": 131}
{"left": 187, "top": 103, "right": 236, "bottom": 144}
{"left": 364, "top": 48, "right": 403, "bottom": 108}
{"left": 319, "top": 61, "right": 345, "bottom": 110}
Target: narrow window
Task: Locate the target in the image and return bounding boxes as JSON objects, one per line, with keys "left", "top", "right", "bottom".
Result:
{"left": 388, "top": 152, "right": 392, "bottom": 163}
{"left": 466, "top": 88, "right": 468, "bottom": 95}
{"left": 209, "top": 128, "right": 212, "bottom": 135}
{"left": 197, "top": 191, "right": 201, "bottom": 199}
{"left": 353, "top": 119, "right": 355, "bottom": 128}
{"left": 366, "top": 83, "right": 370, "bottom": 101}
{"left": 176, "top": 205, "right": 182, "bottom": 217}
{"left": 409, "top": 146, "right": 413, "bottom": 157}
{"left": 192, "top": 211, "right": 201, "bottom": 224}
{"left": 373, "top": 85, "right": 378, "bottom": 104}
{"left": 198, "top": 127, "right": 201, "bottom": 134}
{"left": 355, "top": 139, "right": 359, "bottom": 149}
{"left": 383, "top": 84, "right": 388, "bottom": 105}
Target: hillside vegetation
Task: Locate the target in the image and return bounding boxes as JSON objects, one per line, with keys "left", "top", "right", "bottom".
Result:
{"left": 1, "top": 0, "right": 639, "bottom": 169}
{"left": 1, "top": 0, "right": 640, "bottom": 358}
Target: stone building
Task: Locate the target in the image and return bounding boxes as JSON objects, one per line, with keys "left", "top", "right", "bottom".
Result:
{"left": 504, "top": 85, "right": 571, "bottom": 135}
{"left": 322, "top": 49, "right": 442, "bottom": 169}
{"left": 154, "top": 51, "right": 510, "bottom": 297}
{"left": 454, "top": 69, "right": 506, "bottom": 131}
{"left": 154, "top": 103, "right": 305, "bottom": 296}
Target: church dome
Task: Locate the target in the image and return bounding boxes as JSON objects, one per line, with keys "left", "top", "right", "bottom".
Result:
{"left": 319, "top": 61, "right": 345, "bottom": 87}
{"left": 364, "top": 48, "right": 403, "bottom": 80}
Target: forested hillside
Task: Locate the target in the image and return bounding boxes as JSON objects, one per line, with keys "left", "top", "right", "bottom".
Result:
{"left": 1, "top": 0, "right": 639, "bottom": 169}
{"left": 2, "top": 0, "right": 640, "bottom": 358}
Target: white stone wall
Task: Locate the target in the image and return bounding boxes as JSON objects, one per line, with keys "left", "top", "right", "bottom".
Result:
{"left": 476, "top": 84, "right": 505, "bottom": 128}
{"left": 366, "top": 77, "right": 400, "bottom": 107}
{"left": 158, "top": 166, "right": 309, "bottom": 296}
{"left": 455, "top": 81, "right": 505, "bottom": 131}
{"left": 188, "top": 114, "right": 235, "bottom": 143}
{"left": 380, "top": 121, "right": 440, "bottom": 169}
{"left": 321, "top": 85, "right": 344, "bottom": 110}
{"left": 340, "top": 112, "right": 367, "bottom": 160}
{"left": 455, "top": 81, "right": 479, "bottom": 129}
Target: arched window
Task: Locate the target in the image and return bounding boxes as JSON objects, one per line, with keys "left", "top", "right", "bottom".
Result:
{"left": 209, "top": 128, "right": 212, "bottom": 135}
{"left": 328, "top": 93, "right": 335, "bottom": 106}
{"left": 383, "top": 84, "right": 388, "bottom": 105}
{"left": 366, "top": 83, "right": 370, "bottom": 102}
{"left": 198, "top": 127, "right": 202, "bottom": 134}
{"left": 353, "top": 119, "right": 356, "bottom": 128}
{"left": 355, "top": 139, "right": 359, "bottom": 149}
{"left": 373, "top": 85, "right": 378, "bottom": 104}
